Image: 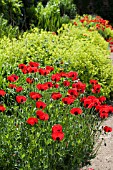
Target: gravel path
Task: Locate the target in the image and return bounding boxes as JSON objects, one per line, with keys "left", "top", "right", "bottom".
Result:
{"left": 82, "top": 53, "right": 113, "bottom": 170}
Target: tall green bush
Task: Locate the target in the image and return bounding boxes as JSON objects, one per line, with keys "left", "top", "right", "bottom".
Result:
{"left": 0, "top": 0, "right": 76, "bottom": 31}
{"left": 0, "top": 15, "right": 19, "bottom": 38}
{"left": 0, "top": 0, "right": 23, "bottom": 26}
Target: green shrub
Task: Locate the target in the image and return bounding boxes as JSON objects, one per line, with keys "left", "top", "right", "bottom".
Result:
{"left": 0, "top": 23, "right": 113, "bottom": 97}
{"left": 35, "top": 0, "right": 76, "bottom": 32}
{"left": 0, "top": 15, "right": 19, "bottom": 38}
{"left": 0, "top": 0, "right": 76, "bottom": 31}
{"left": 0, "top": 0, "right": 23, "bottom": 26}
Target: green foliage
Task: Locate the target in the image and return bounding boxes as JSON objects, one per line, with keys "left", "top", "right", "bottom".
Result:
{"left": 0, "top": 23, "right": 113, "bottom": 97}
{"left": 34, "top": 0, "right": 76, "bottom": 31}
{"left": 0, "top": 0, "right": 76, "bottom": 31}
{"left": 0, "top": 15, "right": 19, "bottom": 39}
{"left": 0, "top": 0, "right": 23, "bottom": 26}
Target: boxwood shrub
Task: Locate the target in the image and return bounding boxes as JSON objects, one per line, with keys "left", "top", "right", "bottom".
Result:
{"left": 0, "top": 23, "right": 113, "bottom": 97}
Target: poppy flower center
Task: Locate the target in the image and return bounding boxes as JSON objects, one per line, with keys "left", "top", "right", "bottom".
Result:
{"left": 21, "top": 99, "right": 24, "bottom": 102}
{"left": 56, "top": 137, "right": 60, "bottom": 141}
{"left": 85, "top": 104, "right": 89, "bottom": 107}
{"left": 14, "top": 77, "right": 17, "bottom": 80}
{"left": 21, "top": 66, "right": 24, "bottom": 69}
{"left": 74, "top": 111, "right": 78, "bottom": 115}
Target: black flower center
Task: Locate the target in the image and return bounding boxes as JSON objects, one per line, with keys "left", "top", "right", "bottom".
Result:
{"left": 74, "top": 112, "right": 78, "bottom": 115}
{"left": 21, "top": 99, "right": 24, "bottom": 102}
{"left": 56, "top": 137, "right": 60, "bottom": 141}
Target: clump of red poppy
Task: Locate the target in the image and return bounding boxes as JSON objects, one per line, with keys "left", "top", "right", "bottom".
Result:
{"left": 52, "top": 124, "right": 64, "bottom": 141}
{"left": 26, "top": 117, "right": 38, "bottom": 126}
{"left": 2, "top": 61, "right": 113, "bottom": 146}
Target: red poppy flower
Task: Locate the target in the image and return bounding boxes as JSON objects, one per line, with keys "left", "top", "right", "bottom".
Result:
{"left": 21, "top": 68, "right": 29, "bottom": 74}
{"left": 68, "top": 71, "right": 78, "bottom": 78}
{"left": 51, "top": 73, "right": 61, "bottom": 82}
{"left": 36, "top": 110, "right": 45, "bottom": 119}
{"left": 89, "top": 79, "right": 98, "bottom": 85}
{"left": 26, "top": 77, "right": 34, "bottom": 84}
{"left": 26, "top": 117, "right": 38, "bottom": 126}
{"left": 16, "top": 86, "right": 23, "bottom": 92}
{"left": 36, "top": 83, "right": 48, "bottom": 91}
{"left": 29, "top": 61, "right": 40, "bottom": 68}
{"left": 111, "top": 46, "right": 113, "bottom": 52}
{"left": 27, "top": 66, "right": 38, "bottom": 73}
{"left": 80, "top": 97, "right": 87, "bottom": 102}
{"left": 80, "top": 19, "right": 85, "bottom": 23}
{"left": 46, "top": 66, "right": 54, "bottom": 72}
{"left": 68, "top": 88, "right": 78, "bottom": 97}
{"left": 63, "top": 80, "right": 70, "bottom": 87}
{"left": 0, "top": 105, "right": 6, "bottom": 112}
{"left": 7, "top": 74, "right": 19, "bottom": 82}
{"left": 54, "top": 84, "right": 59, "bottom": 88}
{"left": 99, "top": 112, "right": 108, "bottom": 118}
{"left": 18, "top": 64, "right": 26, "bottom": 70}
{"left": 82, "top": 96, "right": 100, "bottom": 108}
{"left": 0, "top": 90, "right": 6, "bottom": 97}
{"left": 16, "top": 96, "right": 27, "bottom": 103}
{"left": 36, "top": 101, "right": 46, "bottom": 109}
{"left": 59, "top": 72, "right": 69, "bottom": 78}
{"left": 36, "top": 110, "right": 49, "bottom": 120}
{"left": 99, "top": 96, "right": 106, "bottom": 103}
{"left": 44, "top": 82, "right": 53, "bottom": 88}
{"left": 39, "top": 68, "right": 50, "bottom": 76}
{"left": 95, "top": 104, "right": 102, "bottom": 112}
{"left": 51, "top": 92, "right": 62, "bottom": 100}
{"left": 52, "top": 132, "right": 64, "bottom": 141}
{"left": 52, "top": 124, "right": 63, "bottom": 133}
{"left": 87, "top": 95, "right": 97, "bottom": 100}
{"left": 99, "top": 105, "right": 110, "bottom": 114}
{"left": 74, "top": 21, "right": 77, "bottom": 26}
{"left": 87, "top": 96, "right": 100, "bottom": 105}
{"left": 108, "top": 105, "right": 113, "bottom": 113}
{"left": 8, "top": 84, "right": 17, "bottom": 89}
{"left": 103, "top": 126, "right": 112, "bottom": 132}
{"left": 62, "top": 96, "right": 75, "bottom": 105}
{"left": 72, "top": 81, "right": 86, "bottom": 93}
{"left": 43, "top": 113, "right": 49, "bottom": 120}
{"left": 68, "top": 71, "right": 78, "bottom": 80}
{"left": 29, "top": 92, "right": 42, "bottom": 100}
{"left": 83, "top": 99, "right": 94, "bottom": 108}
{"left": 92, "top": 98, "right": 100, "bottom": 106}
{"left": 92, "top": 84, "right": 101, "bottom": 93}
{"left": 70, "top": 108, "right": 83, "bottom": 115}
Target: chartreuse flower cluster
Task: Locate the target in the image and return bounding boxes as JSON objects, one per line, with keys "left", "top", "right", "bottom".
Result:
{"left": 0, "top": 61, "right": 113, "bottom": 169}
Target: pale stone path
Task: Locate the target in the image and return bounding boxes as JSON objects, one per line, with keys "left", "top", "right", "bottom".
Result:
{"left": 90, "top": 116, "right": 113, "bottom": 170}
{"left": 82, "top": 53, "right": 113, "bottom": 170}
